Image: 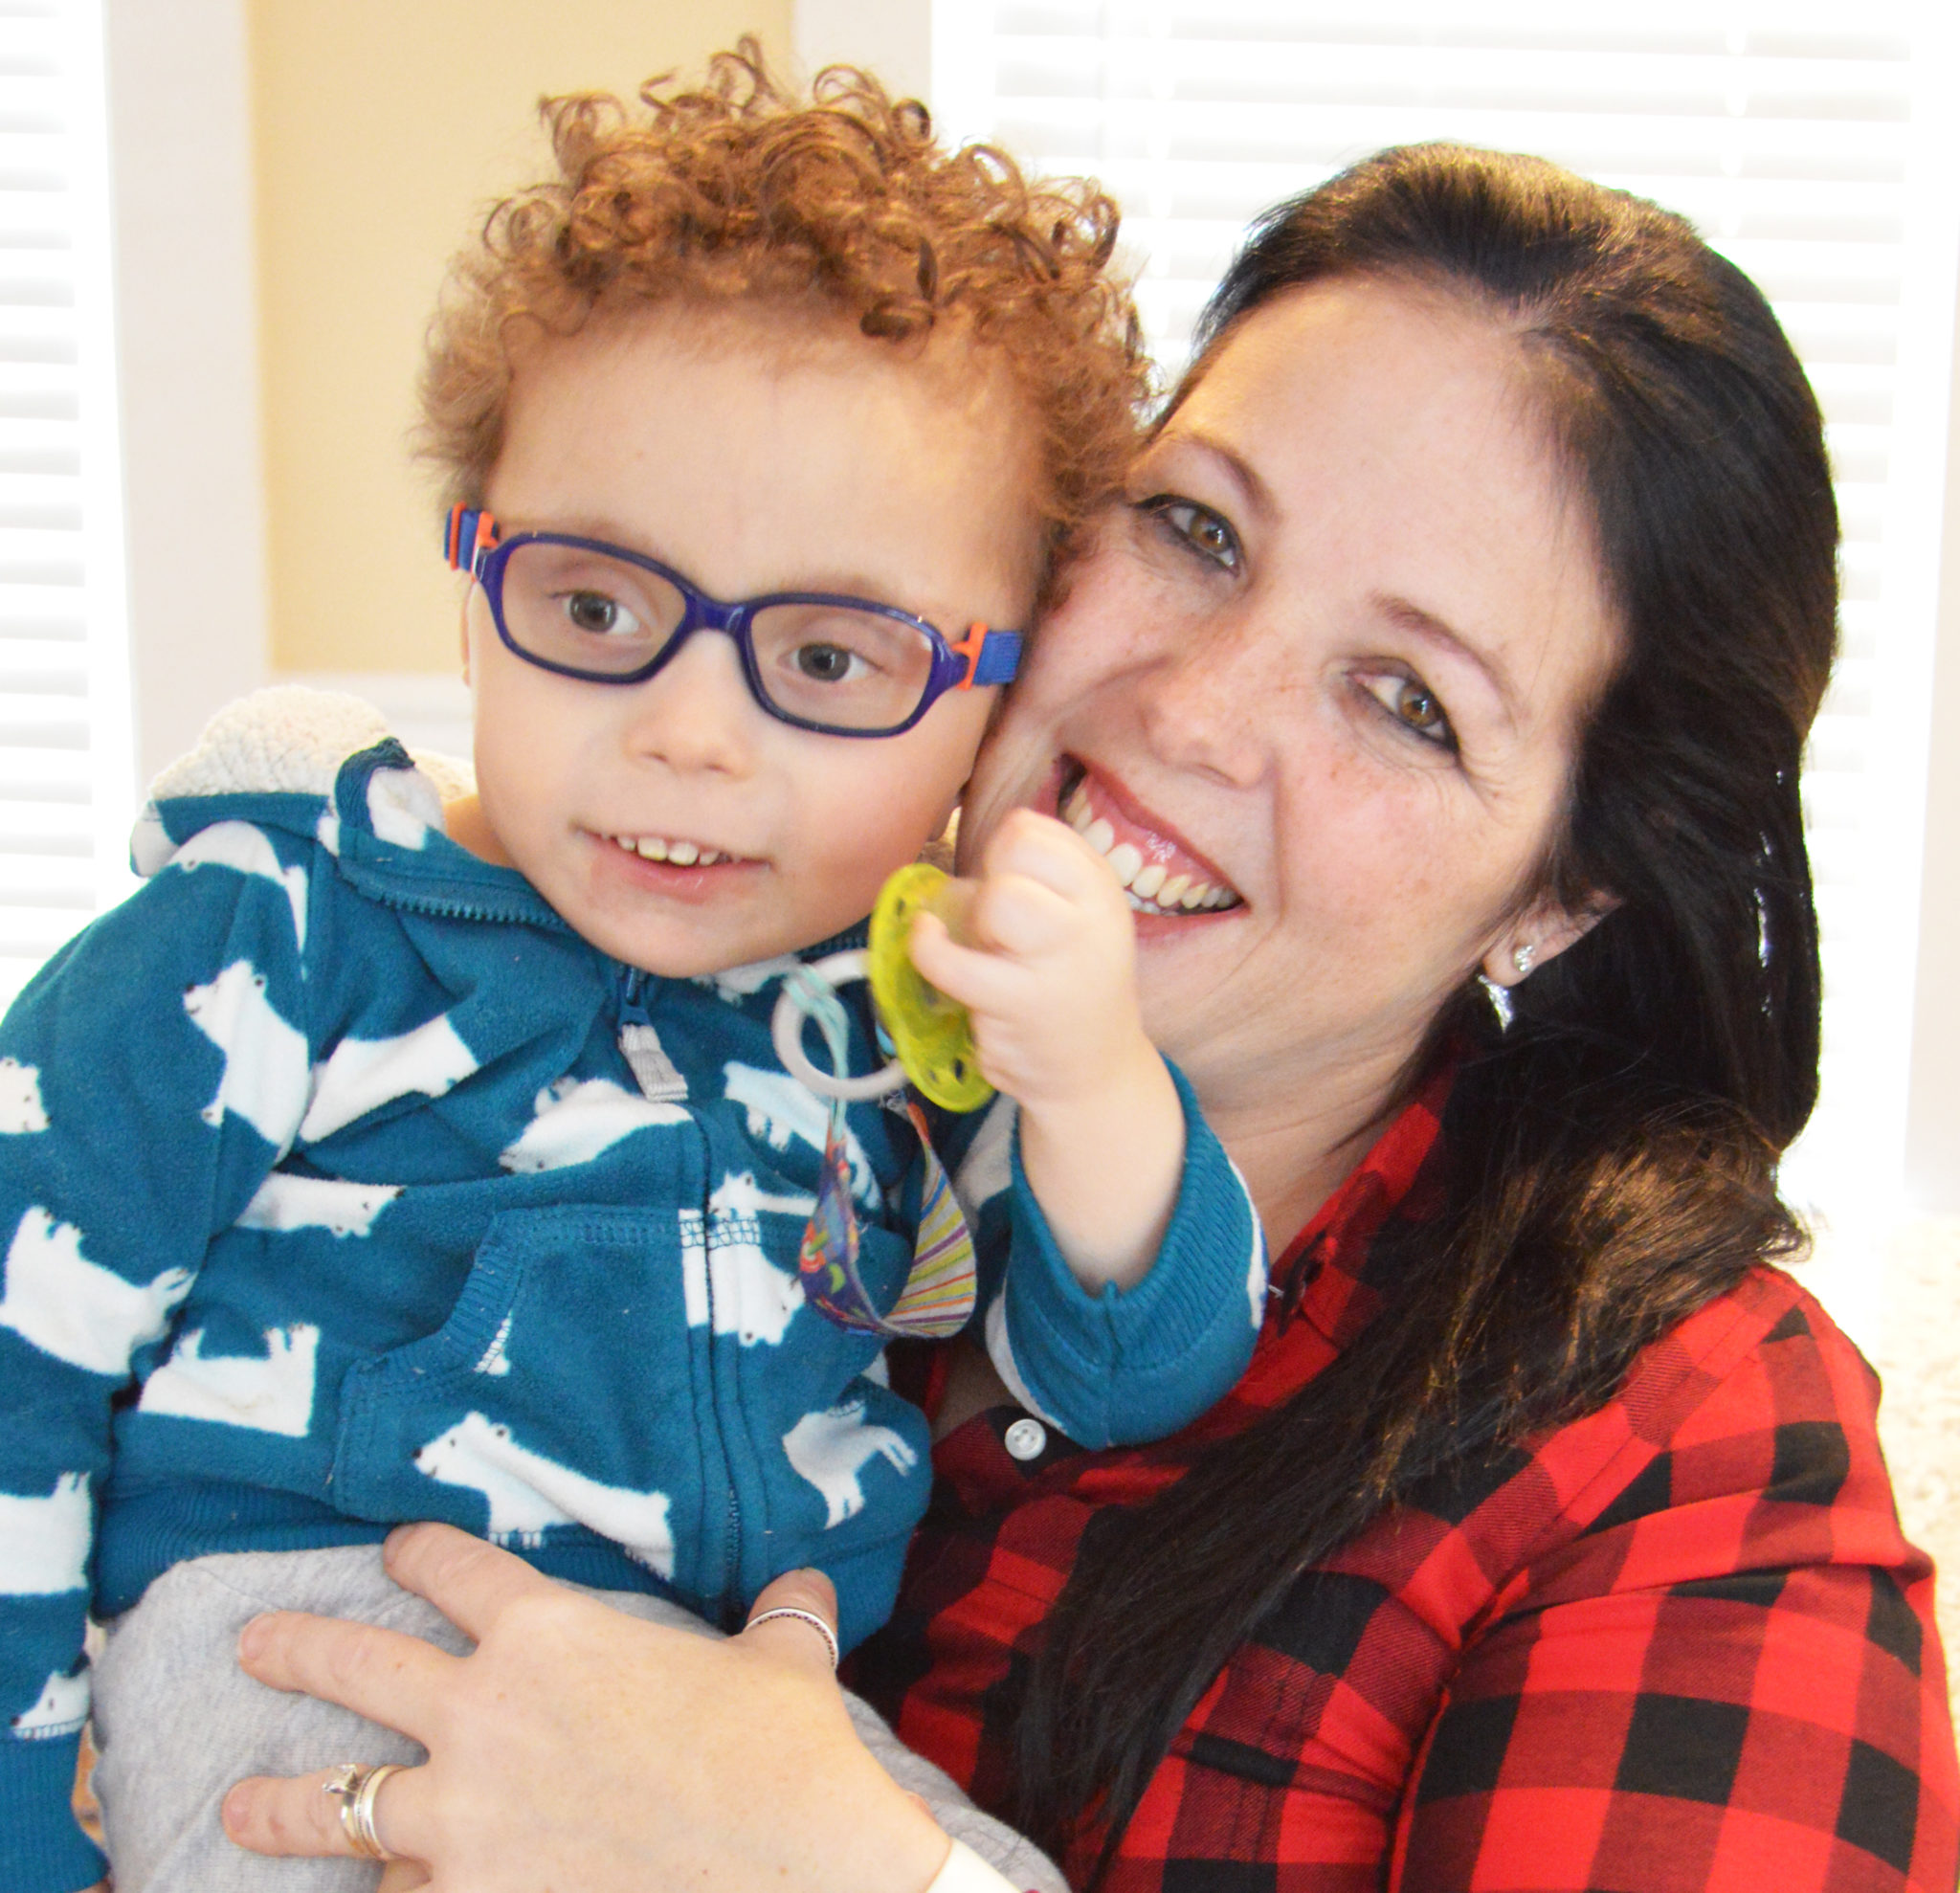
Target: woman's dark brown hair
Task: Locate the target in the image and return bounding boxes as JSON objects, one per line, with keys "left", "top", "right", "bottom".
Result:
{"left": 1009, "top": 144, "right": 1838, "bottom": 1874}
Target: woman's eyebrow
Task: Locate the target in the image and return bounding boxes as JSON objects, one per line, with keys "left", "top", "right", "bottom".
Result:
{"left": 1149, "top": 426, "right": 1278, "bottom": 523}
{"left": 1372, "top": 593, "right": 1521, "bottom": 728}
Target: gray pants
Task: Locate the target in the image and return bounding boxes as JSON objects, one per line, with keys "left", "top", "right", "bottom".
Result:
{"left": 91, "top": 1544, "right": 1064, "bottom": 1893}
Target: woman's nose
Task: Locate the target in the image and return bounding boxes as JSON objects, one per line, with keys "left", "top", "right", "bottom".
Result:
{"left": 1134, "top": 612, "right": 1278, "bottom": 787}
{"left": 622, "top": 628, "right": 760, "bottom": 775}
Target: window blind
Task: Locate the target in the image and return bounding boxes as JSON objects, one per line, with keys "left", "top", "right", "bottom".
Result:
{"left": 0, "top": 0, "right": 132, "bottom": 1010}
{"left": 932, "top": 0, "right": 1957, "bottom": 1235}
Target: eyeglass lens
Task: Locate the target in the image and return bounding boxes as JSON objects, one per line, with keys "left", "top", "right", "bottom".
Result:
{"left": 497, "top": 540, "right": 939, "bottom": 731}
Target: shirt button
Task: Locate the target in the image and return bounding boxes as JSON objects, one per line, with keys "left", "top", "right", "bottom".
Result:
{"left": 1003, "top": 1417, "right": 1047, "bottom": 1461}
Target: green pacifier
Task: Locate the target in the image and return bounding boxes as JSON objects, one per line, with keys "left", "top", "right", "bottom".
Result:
{"left": 868, "top": 862, "right": 993, "bottom": 1113}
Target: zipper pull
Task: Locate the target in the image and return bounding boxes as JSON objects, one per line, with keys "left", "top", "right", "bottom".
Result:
{"left": 618, "top": 969, "right": 688, "bottom": 1104}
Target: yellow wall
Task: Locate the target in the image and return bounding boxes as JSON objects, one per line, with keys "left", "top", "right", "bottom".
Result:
{"left": 248, "top": 2, "right": 794, "bottom": 675}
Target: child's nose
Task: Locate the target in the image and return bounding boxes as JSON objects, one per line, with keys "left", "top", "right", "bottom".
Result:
{"left": 623, "top": 628, "right": 761, "bottom": 775}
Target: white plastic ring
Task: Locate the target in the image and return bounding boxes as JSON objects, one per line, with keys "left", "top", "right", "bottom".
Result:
{"left": 770, "top": 950, "right": 907, "bottom": 1101}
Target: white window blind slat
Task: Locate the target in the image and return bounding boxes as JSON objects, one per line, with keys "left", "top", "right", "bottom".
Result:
{"left": 0, "top": 0, "right": 131, "bottom": 1011}
{"left": 933, "top": 0, "right": 1958, "bottom": 1273}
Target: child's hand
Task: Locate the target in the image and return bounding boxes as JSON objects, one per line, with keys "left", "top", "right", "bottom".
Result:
{"left": 907, "top": 809, "right": 1183, "bottom": 1292}
{"left": 906, "top": 808, "right": 1155, "bottom": 1114}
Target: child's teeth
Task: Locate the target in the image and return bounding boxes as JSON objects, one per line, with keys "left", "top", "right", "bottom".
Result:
{"left": 666, "top": 840, "right": 699, "bottom": 865}
{"left": 1132, "top": 861, "right": 1166, "bottom": 900}
{"left": 1105, "top": 841, "right": 1143, "bottom": 886}
{"left": 614, "top": 835, "right": 635, "bottom": 852}
{"left": 635, "top": 837, "right": 668, "bottom": 861}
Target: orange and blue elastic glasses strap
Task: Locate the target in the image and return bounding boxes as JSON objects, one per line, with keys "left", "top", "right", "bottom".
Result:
{"left": 949, "top": 622, "right": 1022, "bottom": 689}
{"left": 444, "top": 503, "right": 499, "bottom": 574}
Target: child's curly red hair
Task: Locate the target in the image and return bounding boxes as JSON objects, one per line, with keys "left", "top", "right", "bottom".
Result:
{"left": 421, "top": 40, "right": 1148, "bottom": 584}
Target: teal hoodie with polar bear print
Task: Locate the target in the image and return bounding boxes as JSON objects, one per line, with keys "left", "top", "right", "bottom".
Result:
{"left": 0, "top": 689, "right": 1266, "bottom": 1892}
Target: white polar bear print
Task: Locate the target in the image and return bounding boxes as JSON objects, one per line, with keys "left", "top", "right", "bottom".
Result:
{"left": 138, "top": 1323, "right": 320, "bottom": 1437}
{"left": 721, "top": 1061, "right": 880, "bottom": 1208}
{"left": 783, "top": 1400, "right": 919, "bottom": 1529}
{"left": 127, "top": 806, "right": 173, "bottom": 878}
{"left": 710, "top": 1169, "right": 816, "bottom": 1223}
{"left": 366, "top": 763, "right": 445, "bottom": 849}
{"left": 413, "top": 1413, "right": 675, "bottom": 1574}
{"left": 0, "top": 1058, "right": 47, "bottom": 1134}
{"left": 237, "top": 1172, "right": 401, "bottom": 1237}
{"left": 184, "top": 961, "right": 312, "bottom": 1149}
{"left": 678, "top": 1171, "right": 815, "bottom": 1347}
{"left": 0, "top": 1207, "right": 191, "bottom": 1376}
{"left": 9, "top": 1667, "right": 88, "bottom": 1741}
{"left": 167, "top": 820, "right": 311, "bottom": 951}
{"left": 694, "top": 954, "right": 803, "bottom": 1004}
{"left": 498, "top": 1077, "right": 688, "bottom": 1173}
{"left": 300, "top": 1012, "right": 478, "bottom": 1144}
{"left": 314, "top": 806, "right": 342, "bottom": 857}
{"left": 0, "top": 1472, "right": 90, "bottom": 1595}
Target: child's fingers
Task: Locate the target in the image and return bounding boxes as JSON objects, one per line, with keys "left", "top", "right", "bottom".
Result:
{"left": 964, "top": 874, "right": 1076, "bottom": 961}
{"left": 983, "top": 809, "right": 1122, "bottom": 905}
{"left": 907, "top": 911, "right": 1042, "bottom": 1018}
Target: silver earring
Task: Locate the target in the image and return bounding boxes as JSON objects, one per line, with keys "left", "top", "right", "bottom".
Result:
{"left": 1512, "top": 943, "right": 1536, "bottom": 978}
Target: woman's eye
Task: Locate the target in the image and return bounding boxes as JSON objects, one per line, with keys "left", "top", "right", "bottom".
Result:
{"left": 1139, "top": 495, "right": 1241, "bottom": 571}
{"left": 560, "top": 591, "right": 641, "bottom": 638}
{"left": 1360, "top": 672, "right": 1457, "bottom": 750}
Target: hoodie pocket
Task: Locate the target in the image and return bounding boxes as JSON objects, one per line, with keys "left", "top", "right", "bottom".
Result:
{"left": 330, "top": 1203, "right": 718, "bottom": 1593}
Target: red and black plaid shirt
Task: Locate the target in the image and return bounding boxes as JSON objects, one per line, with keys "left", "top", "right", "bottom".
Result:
{"left": 857, "top": 1068, "right": 1960, "bottom": 1890}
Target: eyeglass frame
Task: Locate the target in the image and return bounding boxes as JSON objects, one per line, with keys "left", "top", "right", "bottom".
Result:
{"left": 444, "top": 504, "right": 1024, "bottom": 740}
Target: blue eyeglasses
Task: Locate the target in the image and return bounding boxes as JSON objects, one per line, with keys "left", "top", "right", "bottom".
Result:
{"left": 445, "top": 506, "right": 1023, "bottom": 739}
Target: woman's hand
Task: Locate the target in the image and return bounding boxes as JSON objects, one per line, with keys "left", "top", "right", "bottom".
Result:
{"left": 221, "top": 1523, "right": 952, "bottom": 1893}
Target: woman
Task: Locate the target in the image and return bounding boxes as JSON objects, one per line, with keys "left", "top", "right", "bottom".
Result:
{"left": 219, "top": 145, "right": 1959, "bottom": 1890}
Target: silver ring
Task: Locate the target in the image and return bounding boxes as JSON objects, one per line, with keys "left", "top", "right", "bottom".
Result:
{"left": 323, "top": 1761, "right": 405, "bottom": 1861}
{"left": 746, "top": 1604, "right": 840, "bottom": 1671}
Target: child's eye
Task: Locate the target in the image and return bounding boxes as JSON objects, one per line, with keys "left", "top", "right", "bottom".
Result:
{"left": 1138, "top": 494, "right": 1241, "bottom": 572}
{"left": 557, "top": 590, "right": 646, "bottom": 639}
{"left": 1357, "top": 672, "right": 1457, "bottom": 751}
{"left": 791, "top": 642, "right": 868, "bottom": 683}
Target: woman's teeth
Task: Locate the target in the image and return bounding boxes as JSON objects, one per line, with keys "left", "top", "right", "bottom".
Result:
{"left": 1061, "top": 780, "right": 1240, "bottom": 913}
{"left": 609, "top": 834, "right": 732, "bottom": 868}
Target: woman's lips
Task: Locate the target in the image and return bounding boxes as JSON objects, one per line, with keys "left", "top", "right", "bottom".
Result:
{"left": 1058, "top": 766, "right": 1243, "bottom": 914}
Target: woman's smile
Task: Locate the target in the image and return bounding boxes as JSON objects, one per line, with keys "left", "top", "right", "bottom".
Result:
{"left": 1056, "top": 761, "right": 1246, "bottom": 917}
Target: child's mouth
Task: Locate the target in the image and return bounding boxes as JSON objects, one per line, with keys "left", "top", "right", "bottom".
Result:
{"left": 1057, "top": 763, "right": 1244, "bottom": 916}
{"left": 604, "top": 832, "right": 752, "bottom": 870}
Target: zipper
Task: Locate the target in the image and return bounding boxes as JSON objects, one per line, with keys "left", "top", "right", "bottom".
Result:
{"left": 615, "top": 962, "right": 741, "bottom": 1612}
{"left": 614, "top": 965, "right": 688, "bottom": 1103}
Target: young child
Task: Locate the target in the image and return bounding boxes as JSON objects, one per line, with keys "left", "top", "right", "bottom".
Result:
{"left": 0, "top": 51, "right": 1265, "bottom": 1893}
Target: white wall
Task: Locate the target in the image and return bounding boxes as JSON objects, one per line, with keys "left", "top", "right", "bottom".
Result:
{"left": 1905, "top": 257, "right": 1960, "bottom": 1214}
{"left": 793, "top": 0, "right": 930, "bottom": 100}
{"left": 102, "top": 0, "right": 269, "bottom": 785}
